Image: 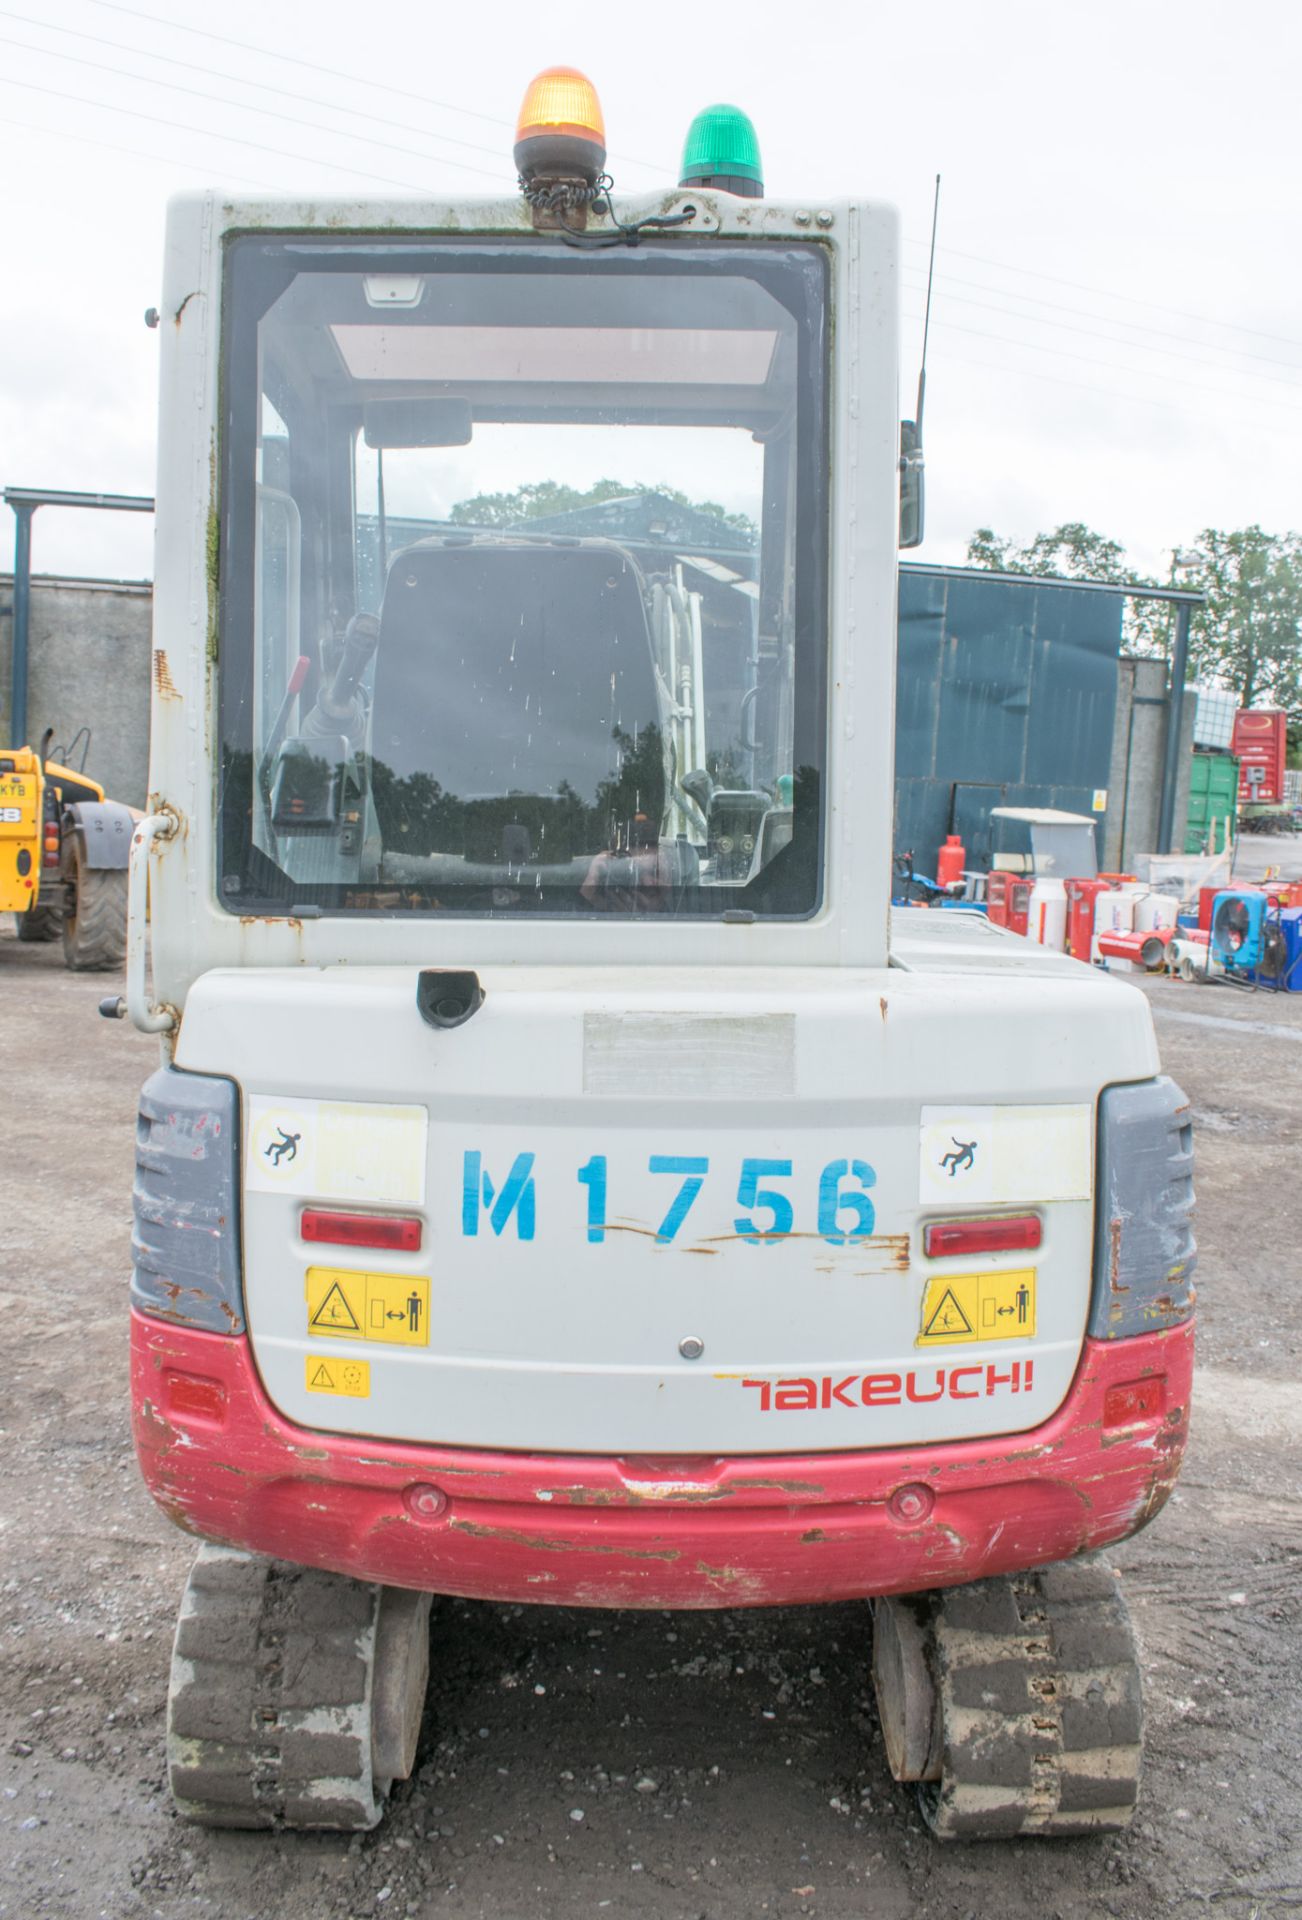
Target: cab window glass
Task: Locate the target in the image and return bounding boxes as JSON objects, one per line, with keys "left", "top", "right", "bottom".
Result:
{"left": 219, "top": 240, "right": 828, "bottom": 919}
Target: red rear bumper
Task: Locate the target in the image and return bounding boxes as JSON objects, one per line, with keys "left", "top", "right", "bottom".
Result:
{"left": 132, "top": 1312, "right": 1193, "bottom": 1609}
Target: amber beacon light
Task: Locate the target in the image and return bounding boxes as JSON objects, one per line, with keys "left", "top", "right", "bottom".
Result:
{"left": 514, "top": 66, "right": 607, "bottom": 189}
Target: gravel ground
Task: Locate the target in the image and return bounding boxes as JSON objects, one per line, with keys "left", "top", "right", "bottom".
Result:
{"left": 2, "top": 912, "right": 1301, "bottom": 1920}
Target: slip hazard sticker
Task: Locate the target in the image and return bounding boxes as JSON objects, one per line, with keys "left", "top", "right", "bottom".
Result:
{"left": 246, "top": 1095, "right": 428, "bottom": 1205}
{"left": 917, "top": 1268, "right": 1036, "bottom": 1345}
{"left": 305, "top": 1266, "right": 431, "bottom": 1347}
{"left": 305, "top": 1355, "right": 371, "bottom": 1397}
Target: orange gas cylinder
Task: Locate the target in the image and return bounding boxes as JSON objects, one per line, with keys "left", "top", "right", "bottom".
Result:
{"left": 936, "top": 835, "right": 965, "bottom": 888}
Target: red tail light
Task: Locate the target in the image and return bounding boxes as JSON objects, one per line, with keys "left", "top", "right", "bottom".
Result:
{"left": 301, "top": 1208, "right": 423, "bottom": 1253}
{"left": 164, "top": 1370, "right": 228, "bottom": 1425}
{"left": 923, "top": 1214, "right": 1042, "bottom": 1259}
{"left": 1103, "top": 1376, "right": 1166, "bottom": 1429}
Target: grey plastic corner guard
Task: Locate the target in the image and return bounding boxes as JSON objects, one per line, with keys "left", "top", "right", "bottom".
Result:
{"left": 63, "top": 799, "right": 135, "bottom": 868}
{"left": 1090, "top": 1075, "right": 1196, "bottom": 1340}
{"left": 132, "top": 1067, "right": 244, "bottom": 1333}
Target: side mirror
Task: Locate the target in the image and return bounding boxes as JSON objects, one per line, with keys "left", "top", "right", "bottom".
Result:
{"left": 899, "top": 419, "right": 925, "bottom": 550}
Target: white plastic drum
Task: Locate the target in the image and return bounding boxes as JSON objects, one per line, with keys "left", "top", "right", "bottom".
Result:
{"left": 1091, "top": 888, "right": 1135, "bottom": 961}
{"left": 1134, "top": 892, "right": 1179, "bottom": 932}
{"left": 1027, "top": 876, "right": 1068, "bottom": 949}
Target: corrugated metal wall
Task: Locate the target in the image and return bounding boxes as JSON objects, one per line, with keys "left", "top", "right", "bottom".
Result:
{"left": 895, "top": 566, "right": 1124, "bottom": 873}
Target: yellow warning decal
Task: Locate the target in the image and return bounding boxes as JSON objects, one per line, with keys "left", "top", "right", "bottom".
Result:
{"left": 305, "top": 1355, "right": 371, "bottom": 1397}
{"left": 306, "top": 1267, "right": 431, "bottom": 1347}
{"left": 917, "top": 1268, "right": 1036, "bottom": 1346}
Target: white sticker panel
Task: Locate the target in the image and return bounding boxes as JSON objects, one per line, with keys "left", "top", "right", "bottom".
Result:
{"left": 246, "top": 1095, "right": 428, "bottom": 1205}
{"left": 919, "top": 1104, "right": 1091, "bottom": 1205}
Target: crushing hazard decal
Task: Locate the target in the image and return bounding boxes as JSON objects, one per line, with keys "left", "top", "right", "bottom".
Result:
{"left": 917, "top": 1268, "right": 1036, "bottom": 1345}
{"left": 306, "top": 1267, "right": 431, "bottom": 1347}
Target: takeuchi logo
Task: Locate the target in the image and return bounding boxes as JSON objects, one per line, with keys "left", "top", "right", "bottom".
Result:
{"left": 737, "top": 1361, "right": 1035, "bottom": 1410}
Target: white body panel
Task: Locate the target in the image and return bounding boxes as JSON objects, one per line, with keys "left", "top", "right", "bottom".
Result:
{"left": 176, "top": 931, "right": 1157, "bottom": 1454}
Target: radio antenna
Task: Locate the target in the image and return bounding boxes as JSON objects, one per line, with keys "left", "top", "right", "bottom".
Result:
{"left": 916, "top": 173, "right": 941, "bottom": 435}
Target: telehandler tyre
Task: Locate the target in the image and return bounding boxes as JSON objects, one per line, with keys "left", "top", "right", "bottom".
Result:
{"left": 60, "top": 834, "right": 126, "bottom": 971}
{"left": 872, "top": 1555, "right": 1142, "bottom": 1840}
{"left": 167, "top": 1545, "right": 432, "bottom": 1831}
{"left": 15, "top": 899, "right": 61, "bottom": 941}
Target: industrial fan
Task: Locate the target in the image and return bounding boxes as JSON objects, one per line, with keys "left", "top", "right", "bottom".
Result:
{"left": 1248, "top": 906, "right": 1302, "bottom": 992}
{"left": 1209, "top": 891, "right": 1269, "bottom": 972}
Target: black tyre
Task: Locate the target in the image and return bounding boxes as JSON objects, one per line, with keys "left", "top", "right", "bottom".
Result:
{"left": 15, "top": 897, "right": 61, "bottom": 941}
{"left": 61, "top": 835, "right": 127, "bottom": 971}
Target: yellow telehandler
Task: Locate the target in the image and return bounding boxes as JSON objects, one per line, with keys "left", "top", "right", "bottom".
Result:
{"left": 1, "top": 730, "right": 134, "bottom": 970}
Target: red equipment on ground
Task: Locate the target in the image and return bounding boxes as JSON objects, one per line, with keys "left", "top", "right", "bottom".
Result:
{"left": 1231, "top": 709, "right": 1288, "bottom": 805}
{"left": 1065, "top": 877, "right": 1112, "bottom": 960}
{"left": 1096, "top": 928, "right": 1174, "bottom": 971}
{"left": 986, "top": 870, "right": 1031, "bottom": 934}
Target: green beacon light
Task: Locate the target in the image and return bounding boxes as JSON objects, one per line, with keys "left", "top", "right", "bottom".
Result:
{"left": 679, "top": 104, "right": 763, "bottom": 199}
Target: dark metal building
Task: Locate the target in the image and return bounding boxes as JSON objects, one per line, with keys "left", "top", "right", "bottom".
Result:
{"left": 895, "top": 564, "right": 1125, "bottom": 874}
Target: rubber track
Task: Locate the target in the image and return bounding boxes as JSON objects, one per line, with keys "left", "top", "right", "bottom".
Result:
{"left": 919, "top": 1555, "right": 1143, "bottom": 1839}
{"left": 167, "top": 1545, "right": 387, "bottom": 1831}
{"left": 62, "top": 858, "right": 126, "bottom": 971}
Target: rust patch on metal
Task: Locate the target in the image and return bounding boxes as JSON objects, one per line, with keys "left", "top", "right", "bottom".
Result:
{"left": 715, "top": 1230, "right": 911, "bottom": 1274}
{"left": 692, "top": 1561, "right": 765, "bottom": 1591}
{"left": 599, "top": 1222, "right": 907, "bottom": 1270}
{"left": 801, "top": 1528, "right": 826, "bottom": 1544}
{"left": 879, "top": 996, "right": 889, "bottom": 1021}
{"left": 153, "top": 650, "right": 182, "bottom": 701}
{"left": 174, "top": 289, "right": 200, "bottom": 326}
{"left": 448, "top": 1519, "right": 680, "bottom": 1562}
{"left": 549, "top": 1472, "right": 825, "bottom": 1507}
{"left": 1109, "top": 1217, "right": 1128, "bottom": 1294}
{"left": 733, "top": 1476, "right": 825, "bottom": 1496}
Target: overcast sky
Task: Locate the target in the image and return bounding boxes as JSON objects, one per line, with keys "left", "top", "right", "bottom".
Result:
{"left": 0, "top": 0, "right": 1297, "bottom": 583}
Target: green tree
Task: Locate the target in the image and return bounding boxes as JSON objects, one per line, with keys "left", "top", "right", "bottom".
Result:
{"left": 966, "top": 523, "right": 1165, "bottom": 655}
{"left": 967, "top": 520, "right": 1302, "bottom": 732}
{"left": 449, "top": 478, "right": 629, "bottom": 527}
{"left": 967, "top": 521, "right": 1134, "bottom": 583}
{"left": 450, "top": 477, "right": 756, "bottom": 540}
{"left": 1177, "top": 527, "right": 1302, "bottom": 720}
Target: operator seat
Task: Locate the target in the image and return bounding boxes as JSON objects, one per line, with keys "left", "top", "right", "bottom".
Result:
{"left": 368, "top": 538, "right": 665, "bottom": 868}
